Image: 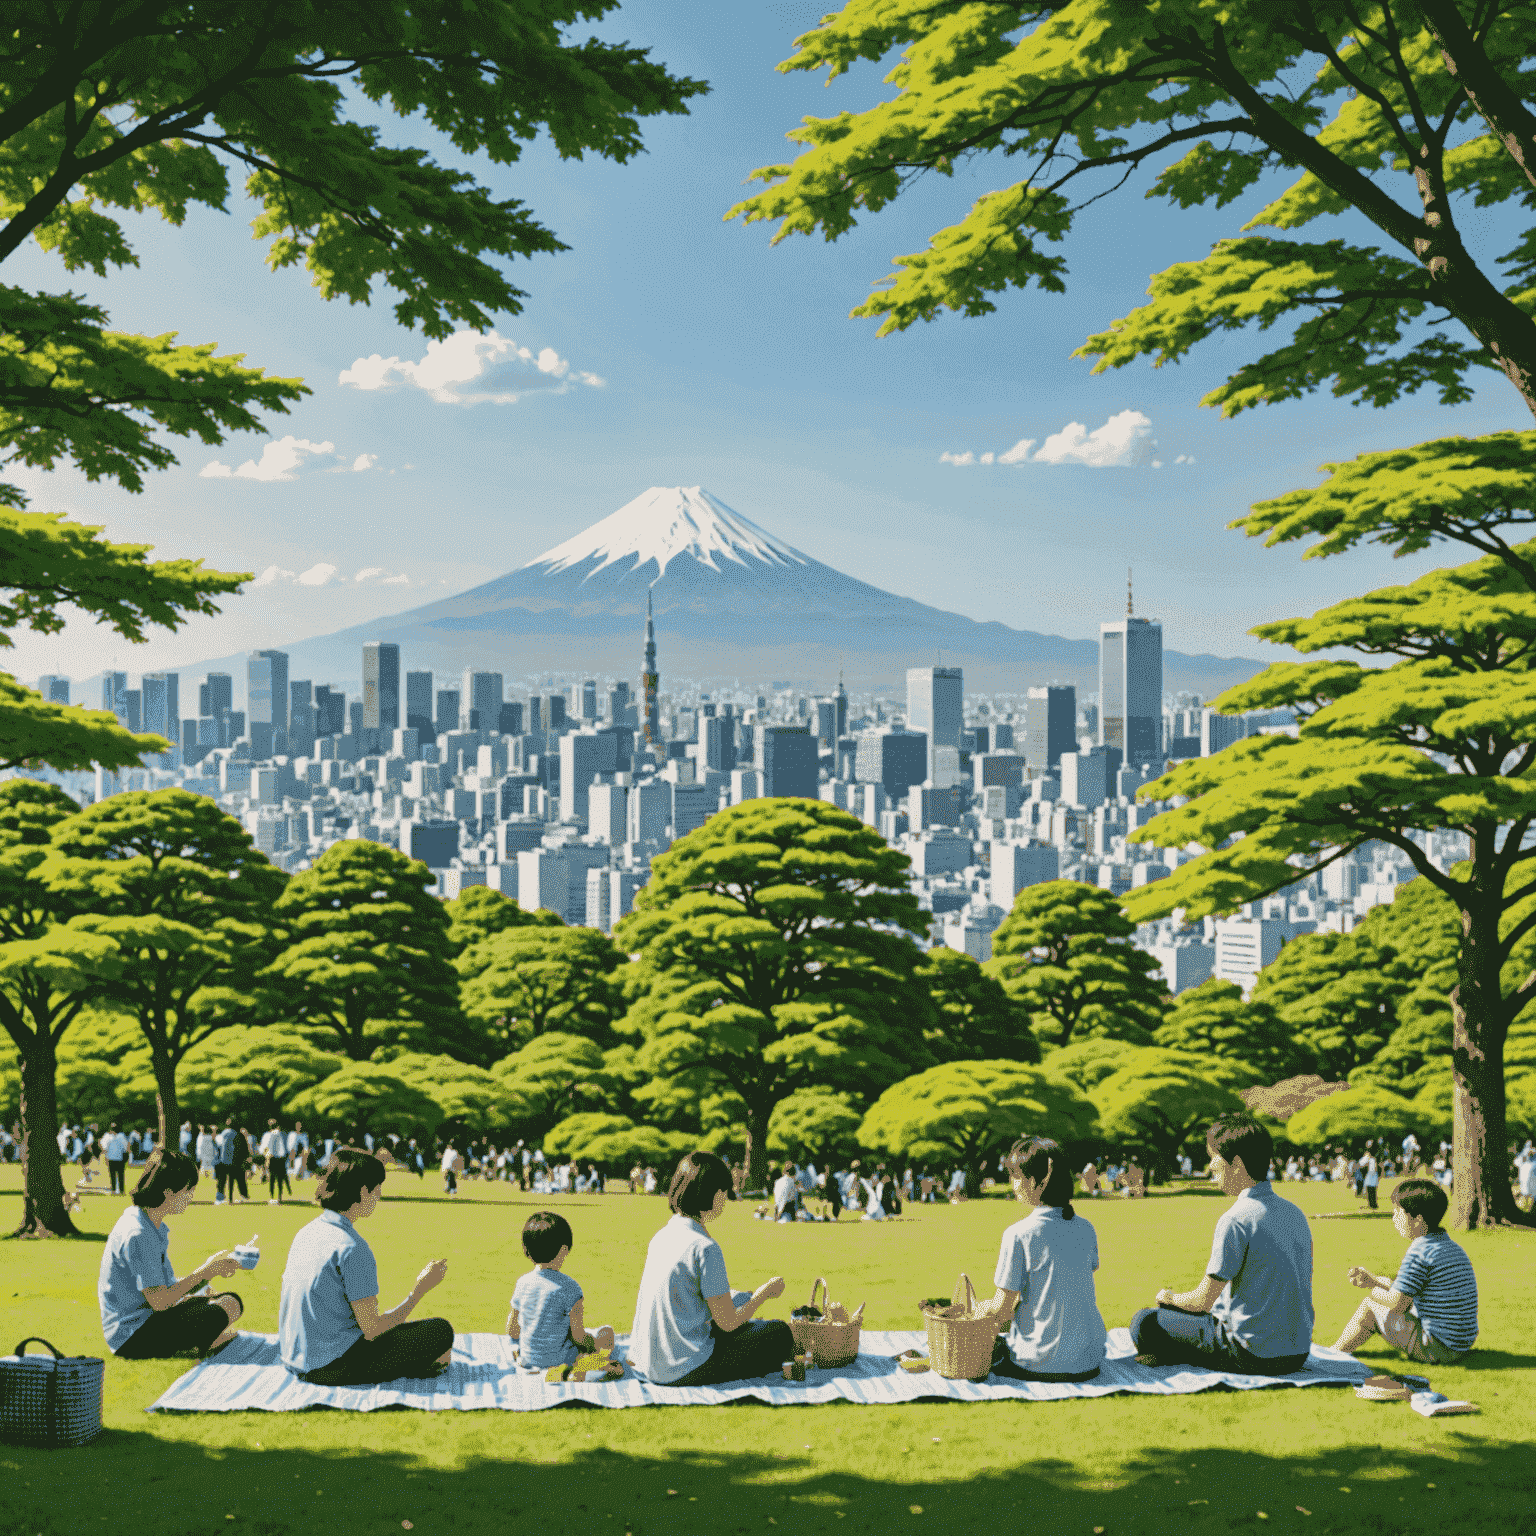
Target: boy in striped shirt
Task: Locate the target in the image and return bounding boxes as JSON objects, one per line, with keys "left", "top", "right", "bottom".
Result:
{"left": 1333, "top": 1177, "right": 1478, "bottom": 1364}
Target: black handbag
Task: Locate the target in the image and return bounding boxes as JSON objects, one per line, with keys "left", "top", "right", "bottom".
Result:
{"left": 0, "top": 1337, "right": 105, "bottom": 1447}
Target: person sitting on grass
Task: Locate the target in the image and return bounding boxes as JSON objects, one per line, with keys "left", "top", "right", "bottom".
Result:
{"left": 628, "top": 1150, "right": 791, "bottom": 1386}
{"left": 97, "top": 1148, "right": 244, "bottom": 1360}
{"left": 279, "top": 1145, "right": 455, "bottom": 1386}
{"left": 509, "top": 1211, "right": 616, "bottom": 1374}
{"left": 1332, "top": 1176, "right": 1479, "bottom": 1364}
{"left": 1129, "top": 1113, "right": 1314, "bottom": 1376}
{"left": 981, "top": 1136, "right": 1107, "bottom": 1382}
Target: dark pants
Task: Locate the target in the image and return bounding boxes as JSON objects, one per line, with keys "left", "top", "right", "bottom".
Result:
{"left": 444, "top": 1170, "right": 457, "bottom": 1194}
{"left": 1366, "top": 1183, "right": 1378, "bottom": 1209}
{"left": 1129, "top": 1307, "right": 1309, "bottom": 1376}
{"left": 230, "top": 1165, "right": 249, "bottom": 1200}
{"left": 114, "top": 1292, "right": 243, "bottom": 1359}
{"left": 267, "top": 1160, "right": 290, "bottom": 1200}
{"left": 107, "top": 1159, "right": 126, "bottom": 1194}
{"left": 298, "top": 1318, "right": 455, "bottom": 1386}
{"left": 215, "top": 1164, "right": 231, "bottom": 1198}
{"left": 989, "top": 1336, "right": 1101, "bottom": 1382}
{"left": 673, "top": 1319, "right": 796, "bottom": 1386}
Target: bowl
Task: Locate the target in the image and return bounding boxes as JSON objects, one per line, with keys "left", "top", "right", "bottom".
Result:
{"left": 234, "top": 1246, "right": 261, "bottom": 1270}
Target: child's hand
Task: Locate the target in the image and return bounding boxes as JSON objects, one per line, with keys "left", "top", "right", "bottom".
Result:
{"left": 1154, "top": 1287, "right": 1176, "bottom": 1306}
{"left": 759, "top": 1276, "right": 786, "bottom": 1301}
{"left": 416, "top": 1258, "right": 448, "bottom": 1294}
{"left": 1346, "top": 1265, "right": 1374, "bottom": 1290}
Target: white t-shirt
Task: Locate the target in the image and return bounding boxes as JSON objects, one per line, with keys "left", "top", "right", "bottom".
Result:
{"left": 994, "top": 1206, "right": 1107, "bottom": 1376}
{"left": 103, "top": 1132, "right": 128, "bottom": 1161}
{"left": 627, "top": 1215, "right": 730, "bottom": 1384}
{"left": 441, "top": 1148, "right": 461, "bottom": 1174}
{"left": 1362, "top": 1154, "right": 1379, "bottom": 1187}
{"left": 260, "top": 1129, "right": 287, "bottom": 1158}
{"left": 772, "top": 1173, "right": 797, "bottom": 1216}
{"left": 195, "top": 1132, "right": 215, "bottom": 1165}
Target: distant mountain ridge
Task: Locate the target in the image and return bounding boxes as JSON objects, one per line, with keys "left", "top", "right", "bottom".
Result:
{"left": 164, "top": 487, "right": 1268, "bottom": 700}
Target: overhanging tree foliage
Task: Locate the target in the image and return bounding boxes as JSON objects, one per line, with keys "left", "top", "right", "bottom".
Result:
{"left": 457, "top": 924, "right": 625, "bottom": 1052}
{"left": 614, "top": 798, "right": 935, "bottom": 1190}
{"left": 0, "top": 0, "right": 707, "bottom": 500}
{"left": 729, "top": 0, "right": 1536, "bottom": 419}
{"left": 1091, "top": 1048, "right": 1251, "bottom": 1181}
{"left": 1127, "top": 440, "right": 1536, "bottom": 1226}
{"left": 1154, "top": 976, "right": 1309, "bottom": 1083}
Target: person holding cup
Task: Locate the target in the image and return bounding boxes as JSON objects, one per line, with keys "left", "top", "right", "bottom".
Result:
{"left": 98, "top": 1148, "right": 244, "bottom": 1358}
{"left": 278, "top": 1144, "right": 455, "bottom": 1385}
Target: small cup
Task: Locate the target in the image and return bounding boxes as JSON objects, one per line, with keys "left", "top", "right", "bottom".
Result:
{"left": 233, "top": 1245, "right": 261, "bottom": 1270}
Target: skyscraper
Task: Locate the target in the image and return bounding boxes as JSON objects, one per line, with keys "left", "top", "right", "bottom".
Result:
{"left": 460, "top": 670, "right": 503, "bottom": 733}
{"left": 140, "top": 672, "right": 179, "bottom": 744}
{"left": 247, "top": 651, "right": 288, "bottom": 757}
{"left": 641, "top": 590, "right": 660, "bottom": 748}
{"left": 906, "top": 666, "right": 963, "bottom": 782}
{"left": 1099, "top": 575, "right": 1163, "bottom": 767}
{"left": 434, "top": 689, "right": 459, "bottom": 739}
{"left": 315, "top": 684, "right": 345, "bottom": 738}
{"left": 755, "top": 725, "right": 818, "bottom": 799}
{"left": 102, "top": 671, "right": 127, "bottom": 723}
{"left": 578, "top": 680, "right": 598, "bottom": 721}
{"left": 1025, "top": 684, "right": 1076, "bottom": 773}
{"left": 405, "top": 670, "right": 434, "bottom": 736}
{"left": 362, "top": 642, "right": 400, "bottom": 737}
{"left": 199, "top": 673, "right": 233, "bottom": 722}
{"left": 36, "top": 675, "right": 69, "bottom": 704}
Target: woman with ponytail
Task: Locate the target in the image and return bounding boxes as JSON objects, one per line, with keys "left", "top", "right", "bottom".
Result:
{"left": 979, "top": 1137, "right": 1107, "bottom": 1382}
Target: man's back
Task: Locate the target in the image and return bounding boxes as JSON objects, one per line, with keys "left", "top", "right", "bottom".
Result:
{"left": 1208, "top": 1182, "right": 1314, "bottom": 1361}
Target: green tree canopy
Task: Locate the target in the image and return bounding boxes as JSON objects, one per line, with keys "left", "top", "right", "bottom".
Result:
{"left": 0, "top": 777, "right": 120, "bottom": 1233}
{"left": 860, "top": 1060, "right": 1099, "bottom": 1198}
{"left": 490, "top": 1032, "right": 619, "bottom": 1143}
{"left": 1155, "top": 977, "right": 1308, "bottom": 1084}
{"left": 921, "top": 945, "right": 1041, "bottom": 1063}
{"left": 288, "top": 1062, "right": 442, "bottom": 1143}
{"left": 1126, "top": 442, "right": 1536, "bottom": 1225}
{"left": 985, "top": 881, "right": 1165, "bottom": 1049}
{"left": 262, "top": 841, "right": 465, "bottom": 1064}
{"left": 1039, "top": 1038, "right": 1136, "bottom": 1095}
{"left": 379, "top": 1051, "right": 511, "bottom": 1130}
{"left": 544, "top": 1113, "right": 686, "bottom": 1170}
{"left": 176, "top": 1025, "right": 343, "bottom": 1127}
{"left": 729, "top": 1, "right": 1536, "bottom": 420}
{"left": 1283, "top": 1082, "right": 1428, "bottom": 1149}
{"left": 444, "top": 884, "right": 561, "bottom": 955}
{"left": 0, "top": 1, "right": 705, "bottom": 501}
{"left": 457, "top": 924, "right": 624, "bottom": 1054}
{"left": 39, "top": 788, "right": 284, "bottom": 1148}
{"left": 1091, "top": 1048, "right": 1251, "bottom": 1180}
{"left": 614, "top": 798, "right": 935, "bottom": 1189}
{"left": 766, "top": 1086, "right": 865, "bottom": 1164}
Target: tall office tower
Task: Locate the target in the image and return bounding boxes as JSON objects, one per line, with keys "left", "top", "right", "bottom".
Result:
{"left": 140, "top": 672, "right": 179, "bottom": 742}
{"left": 1025, "top": 684, "right": 1076, "bottom": 773}
{"left": 122, "top": 689, "right": 141, "bottom": 732}
{"left": 288, "top": 699, "right": 317, "bottom": 757}
{"left": 641, "top": 589, "right": 660, "bottom": 747}
{"left": 578, "top": 680, "right": 598, "bottom": 721}
{"left": 835, "top": 671, "right": 848, "bottom": 739}
{"left": 36, "top": 675, "right": 70, "bottom": 704}
{"left": 313, "top": 685, "right": 344, "bottom": 737}
{"left": 755, "top": 724, "right": 818, "bottom": 799}
{"left": 434, "top": 688, "right": 459, "bottom": 739}
{"left": 906, "top": 666, "right": 963, "bottom": 782}
{"left": 199, "top": 672, "right": 233, "bottom": 725}
{"left": 102, "top": 671, "right": 127, "bottom": 723}
{"left": 459, "top": 670, "right": 502, "bottom": 733}
{"left": 349, "top": 699, "right": 364, "bottom": 737}
{"left": 702, "top": 713, "right": 737, "bottom": 773}
{"left": 559, "top": 728, "right": 621, "bottom": 824}
{"left": 608, "top": 681, "right": 633, "bottom": 729}
{"left": 498, "top": 701, "right": 523, "bottom": 736}
{"left": 362, "top": 642, "right": 400, "bottom": 737}
{"left": 814, "top": 699, "right": 837, "bottom": 748}
{"left": 254, "top": 649, "right": 289, "bottom": 740}
{"left": 290, "top": 678, "right": 313, "bottom": 722}
{"left": 854, "top": 727, "right": 928, "bottom": 799}
{"left": 1099, "top": 576, "right": 1163, "bottom": 766}
{"left": 404, "top": 670, "right": 434, "bottom": 736}
{"left": 245, "top": 651, "right": 286, "bottom": 758}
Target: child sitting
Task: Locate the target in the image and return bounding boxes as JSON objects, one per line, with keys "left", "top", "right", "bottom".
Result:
{"left": 507, "top": 1211, "right": 615, "bottom": 1374}
{"left": 1332, "top": 1176, "right": 1478, "bottom": 1364}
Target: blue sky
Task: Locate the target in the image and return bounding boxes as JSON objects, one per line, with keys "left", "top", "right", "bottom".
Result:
{"left": 8, "top": 0, "right": 1529, "bottom": 695}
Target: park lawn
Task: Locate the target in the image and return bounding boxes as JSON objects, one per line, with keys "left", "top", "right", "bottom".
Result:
{"left": 1, "top": 1166, "right": 1531, "bottom": 1536}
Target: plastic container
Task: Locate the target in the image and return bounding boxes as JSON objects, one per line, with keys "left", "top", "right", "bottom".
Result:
{"left": 233, "top": 1238, "right": 261, "bottom": 1270}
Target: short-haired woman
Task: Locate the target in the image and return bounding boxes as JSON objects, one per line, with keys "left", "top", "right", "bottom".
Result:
{"left": 278, "top": 1145, "right": 455, "bottom": 1385}
{"left": 628, "top": 1151, "right": 792, "bottom": 1386}
{"left": 980, "top": 1137, "right": 1107, "bottom": 1382}
{"left": 97, "top": 1149, "right": 245, "bottom": 1358}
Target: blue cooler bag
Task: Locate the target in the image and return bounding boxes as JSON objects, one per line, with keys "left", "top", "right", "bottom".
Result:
{"left": 0, "top": 1337, "right": 104, "bottom": 1447}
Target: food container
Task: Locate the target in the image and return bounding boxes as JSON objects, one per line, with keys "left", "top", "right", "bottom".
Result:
{"left": 781, "top": 1353, "right": 811, "bottom": 1382}
{"left": 233, "top": 1242, "right": 261, "bottom": 1270}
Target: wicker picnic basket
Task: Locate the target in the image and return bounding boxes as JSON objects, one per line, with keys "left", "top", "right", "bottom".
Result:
{"left": 0, "top": 1337, "right": 104, "bottom": 1448}
{"left": 788, "top": 1277, "right": 862, "bottom": 1368}
{"left": 922, "top": 1274, "right": 1001, "bottom": 1382}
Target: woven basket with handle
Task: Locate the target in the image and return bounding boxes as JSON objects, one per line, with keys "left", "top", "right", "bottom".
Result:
{"left": 922, "top": 1273, "right": 1000, "bottom": 1381}
{"left": 0, "top": 1337, "right": 104, "bottom": 1448}
{"left": 788, "top": 1277, "right": 861, "bottom": 1368}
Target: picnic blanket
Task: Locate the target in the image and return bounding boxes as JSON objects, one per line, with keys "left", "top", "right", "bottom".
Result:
{"left": 146, "top": 1328, "right": 1372, "bottom": 1414}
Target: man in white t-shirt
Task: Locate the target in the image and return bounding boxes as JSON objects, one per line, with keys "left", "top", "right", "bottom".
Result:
{"left": 290, "top": 1122, "right": 310, "bottom": 1180}
{"left": 103, "top": 1123, "right": 130, "bottom": 1195}
{"left": 259, "top": 1120, "right": 290, "bottom": 1204}
{"left": 441, "top": 1143, "right": 463, "bottom": 1196}
{"left": 772, "top": 1164, "right": 798, "bottom": 1222}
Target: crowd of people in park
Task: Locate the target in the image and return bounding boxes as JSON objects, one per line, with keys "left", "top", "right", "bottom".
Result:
{"left": 91, "top": 1110, "right": 1489, "bottom": 1392}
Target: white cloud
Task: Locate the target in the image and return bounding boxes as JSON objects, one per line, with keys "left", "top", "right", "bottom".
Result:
{"left": 998, "top": 438, "right": 1035, "bottom": 465}
{"left": 351, "top": 453, "right": 378, "bottom": 472}
{"left": 251, "top": 565, "right": 296, "bottom": 587}
{"left": 382, "top": 573, "right": 410, "bottom": 585}
{"left": 298, "top": 563, "right": 340, "bottom": 587}
{"left": 1175, "top": 453, "right": 1197, "bottom": 465}
{"left": 339, "top": 330, "right": 605, "bottom": 406}
{"left": 939, "top": 450, "right": 976, "bottom": 466}
{"left": 354, "top": 566, "right": 387, "bottom": 583}
{"left": 200, "top": 436, "right": 336, "bottom": 482}
{"left": 1033, "top": 410, "right": 1156, "bottom": 467}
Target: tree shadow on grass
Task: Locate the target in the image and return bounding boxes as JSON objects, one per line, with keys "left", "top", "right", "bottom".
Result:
{"left": 2, "top": 1422, "right": 1531, "bottom": 1536}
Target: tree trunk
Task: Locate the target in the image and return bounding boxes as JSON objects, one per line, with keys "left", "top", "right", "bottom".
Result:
{"left": 151, "top": 1041, "right": 178, "bottom": 1153}
{"left": 1449, "top": 893, "right": 1532, "bottom": 1227}
{"left": 744, "top": 1111, "right": 769, "bottom": 1193}
{"left": 11, "top": 1031, "right": 77, "bottom": 1238}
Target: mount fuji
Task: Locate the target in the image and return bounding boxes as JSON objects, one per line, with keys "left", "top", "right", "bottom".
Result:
{"left": 181, "top": 487, "right": 1265, "bottom": 695}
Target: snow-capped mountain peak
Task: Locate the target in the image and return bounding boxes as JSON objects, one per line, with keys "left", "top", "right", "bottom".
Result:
{"left": 525, "top": 486, "right": 807, "bottom": 580}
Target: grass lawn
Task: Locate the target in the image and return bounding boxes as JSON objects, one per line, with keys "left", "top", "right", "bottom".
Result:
{"left": 1, "top": 1165, "right": 1531, "bottom": 1536}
